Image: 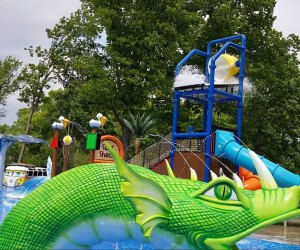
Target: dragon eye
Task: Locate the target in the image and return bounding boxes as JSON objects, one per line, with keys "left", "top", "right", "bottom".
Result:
{"left": 203, "top": 183, "right": 238, "bottom": 201}
{"left": 214, "top": 183, "right": 233, "bottom": 200}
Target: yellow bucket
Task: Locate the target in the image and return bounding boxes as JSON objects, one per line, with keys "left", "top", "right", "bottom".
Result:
{"left": 209, "top": 54, "right": 239, "bottom": 83}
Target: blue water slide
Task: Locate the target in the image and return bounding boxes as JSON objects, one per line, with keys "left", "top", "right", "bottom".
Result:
{"left": 214, "top": 130, "right": 300, "bottom": 187}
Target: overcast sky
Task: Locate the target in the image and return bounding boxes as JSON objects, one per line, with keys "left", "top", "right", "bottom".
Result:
{"left": 0, "top": 0, "right": 299, "bottom": 126}
{"left": 0, "top": 0, "right": 81, "bottom": 125}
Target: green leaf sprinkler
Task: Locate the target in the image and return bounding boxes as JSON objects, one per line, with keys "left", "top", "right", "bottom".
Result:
{"left": 0, "top": 143, "right": 299, "bottom": 250}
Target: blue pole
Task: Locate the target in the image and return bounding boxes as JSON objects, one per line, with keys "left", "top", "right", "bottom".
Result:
{"left": 170, "top": 91, "right": 180, "bottom": 169}
{"left": 203, "top": 102, "right": 208, "bottom": 131}
{"left": 236, "top": 37, "right": 246, "bottom": 139}
{"left": 203, "top": 60, "right": 216, "bottom": 182}
{"left": 236, "top": 36, "right": 246, "bottom": 173}
{"left": 176, "top": 49, "right": 209, "bottom": 76}
{"left": 207, "top": 34, "right": 246, "bottom": 53}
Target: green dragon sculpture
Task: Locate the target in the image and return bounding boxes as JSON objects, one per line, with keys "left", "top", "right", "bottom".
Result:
{"left": 0, "top": 144, "right": 299, "bottom": 250}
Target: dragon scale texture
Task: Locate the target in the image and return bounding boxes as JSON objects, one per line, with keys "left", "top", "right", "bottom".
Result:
{"left": 0, "top": 163, "right": 201, "bottom": 249}
{"left": 0, "top": 148, "right": 299, "bottom": 250}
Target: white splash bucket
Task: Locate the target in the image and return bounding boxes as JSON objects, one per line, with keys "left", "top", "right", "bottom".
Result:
{"left": 208, "top": 54, "right": 239, "bottom": 83}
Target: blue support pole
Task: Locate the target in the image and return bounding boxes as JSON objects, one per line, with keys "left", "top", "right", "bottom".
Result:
{"left": 170, "top": 91, "right": 180, "bottom": 169}
{"left": 236, "top": 37, "right": 246, "bottom": 140}
{"left": 204, "top": 104, "right": 213, "bottom": 181}
{"left": 236, "top": 36, "right": 246, "bottom": 173}
{"left": 176, "top": 49, "right": 209, "bottom": 76}
{"left": 203, "top": 102, "right": 208, "bottom": 131}
{"left": 203, "top": 61, "right": 216, "bottom": 182}
{"left": 174, "top": 132, "right": 208, "bottom": 138}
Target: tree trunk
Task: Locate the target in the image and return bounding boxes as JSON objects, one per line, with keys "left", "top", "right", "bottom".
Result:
{"left": 112, "top": 107, "right": 131, "bottom": 160}
{"left": 134, "top": 138, "right": 141, "bottom": 155}
{"left": 121, "top": 125, "right": 131, "bottom": 160}
{"left": 17, "top": 103, "right": 35, "bottom": 163}
{"left": 62, "top": 145, "right": 70, "bottom": 172}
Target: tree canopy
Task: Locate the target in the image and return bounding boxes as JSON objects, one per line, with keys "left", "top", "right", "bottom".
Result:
{"left": 0, "top": 56, "right": 21, "bottom": 118}
{"left": 2, "top": 0, "right": 300, "bottom": 174}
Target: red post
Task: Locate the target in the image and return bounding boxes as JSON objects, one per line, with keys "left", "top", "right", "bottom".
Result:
{"left": 51, "top": 129, "right": 60, "bottom": 177}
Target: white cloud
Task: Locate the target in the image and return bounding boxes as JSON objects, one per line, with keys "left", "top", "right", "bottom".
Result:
{"left": 2, "top": 93, "right": 27, "bottom": 124}
{"left": 0, "top": 0, "right": 81, "bottom": 62}
{"left": 0, "top": 0, "right": 81, "bottom": 125}
{"left": 274, "top": 0, "right": 300, "bottom": 37}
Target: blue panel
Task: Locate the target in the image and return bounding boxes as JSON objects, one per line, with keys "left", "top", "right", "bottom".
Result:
{"left": 14, "top": 135, "right": 48, "bottom": 145}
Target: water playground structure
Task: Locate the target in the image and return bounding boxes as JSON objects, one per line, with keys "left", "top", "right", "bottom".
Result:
{"left": 0, "top": 134, "right": 48, "bottom": 190}
{"left": 3, "top": 163, "right": 47, "bottom": 188}
{"left": 0, "top": 34, "right": 299, "bottom": 249}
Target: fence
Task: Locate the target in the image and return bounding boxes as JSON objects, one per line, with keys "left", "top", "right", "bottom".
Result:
{"left": 128, "top": 133, "right": 208, "bottom": 169}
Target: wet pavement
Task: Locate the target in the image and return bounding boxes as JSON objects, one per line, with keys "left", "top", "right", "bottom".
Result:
{"left": 251, "top": 219, "right": 300, "bottom": 246}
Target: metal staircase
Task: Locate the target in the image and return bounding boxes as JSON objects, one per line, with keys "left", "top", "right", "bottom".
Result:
{"left": 128, "top": 133, "right": 207, "bottom": 169}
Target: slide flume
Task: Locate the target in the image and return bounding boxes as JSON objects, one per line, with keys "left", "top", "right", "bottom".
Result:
{"left": 215, "top": 130, "right": 300, "bottom": 187}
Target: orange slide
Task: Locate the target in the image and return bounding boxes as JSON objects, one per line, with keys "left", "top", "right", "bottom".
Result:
{"left": 239, "top": 167, "right": 261, "bottom": 191}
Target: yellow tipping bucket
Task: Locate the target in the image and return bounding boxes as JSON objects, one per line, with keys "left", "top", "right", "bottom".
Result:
{"left": 101, "top": 116, "right": 108, "bottom": 127}
{"left": 63, "top": 119, "right": 70, "bottom": 128}
{"left": 209, "top": 54, "right": 239, "bottom": 83}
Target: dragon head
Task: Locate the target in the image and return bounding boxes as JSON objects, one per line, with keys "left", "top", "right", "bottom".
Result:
{"left": 106, "top": 143, "right": 300, "bottom": 250}
{"left": 175, "top": 176, "right": 300, "bottom": 249}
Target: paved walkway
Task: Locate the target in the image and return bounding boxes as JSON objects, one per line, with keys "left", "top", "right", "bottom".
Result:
{"left": 251, "top": 219, "right": 300, "bottom": 246}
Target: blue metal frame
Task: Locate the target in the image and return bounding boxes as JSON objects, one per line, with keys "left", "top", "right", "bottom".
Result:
{"left": 170, "top": 34, "right": 246, "bottom": 181}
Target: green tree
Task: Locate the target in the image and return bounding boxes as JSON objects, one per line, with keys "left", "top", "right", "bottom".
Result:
{"left": 16, "top": 50, "right": 53, "bottom": 162}
{"left": 45, "top": 0, "right": 205, "bottom": 152}
{"left": 45, "top": 3, "right": 104, "bottom": 89}
{"left": 0, "top": 124, "right": 10, "bottom": 134}
{"left": 123, "top": 112, "right": 156, "bottom": 155}
{"left": 243, "top": 31, "right": 300, "bottom": 174}
{"left": 9, "top": 0, "right": 300, "bottom": 174}
{"left": 7, "top": 107, "right": 52, "bottom": 166}
{"left": 0, "top": 56, "right": 22, "bottom": 117}
{"left": 190, "top": 0, "right": 300, "bottom": 173}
